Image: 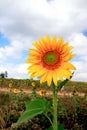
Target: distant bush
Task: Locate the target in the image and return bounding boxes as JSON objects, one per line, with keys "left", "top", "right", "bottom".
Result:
{"left": 0, "top": 71, "right": 8, "bottom": 78}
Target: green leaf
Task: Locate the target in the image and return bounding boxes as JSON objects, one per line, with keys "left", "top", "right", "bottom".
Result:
{"left": 58, "top": 124, "right": 65, "bottom": 130}
{"left": 57, "top": 79, "right": 68, "bottom": 91}
{"left": 16, "top": 98, "right": 51, "bottom": 125}
{"left": 57, "top": 73, "right": 74, "bottom": 91}
{"left": 83, "top": 109, "right": 87, "bottom": 114}
{"left": 26, "top": 98, "right": 51, "bottom": 113}
{"left": 46, "top": 126, "right": 53, "bottom": 130}
{"left": 47, "top": 124, "right": 65, "bottom": 130}
{"left": 17, "top": 108, "right": 43, "bottom": 124}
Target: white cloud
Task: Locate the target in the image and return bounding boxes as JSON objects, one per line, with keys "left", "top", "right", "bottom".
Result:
{"left": 69, "top": 33, "right": 87, "bottom": 57}
{"left": 0, "top": 63, "right": 29, "bottom": 79}
{"left": 0, "top": 39, "right": 33, "bottom": 60}
{"left": 68, "top": 33, "right": 87, "bottom": 82}
{"left": 72, "top": 61, "right": 87, "bottom": 81}
{"left": 0, "top": 66, "right": 8, "bottom": 72}
{"left": 17, "top": 63, "right": 29, "bottom": 74}
{"left": 0, "top": 0, "right": 87, "bottom": 40}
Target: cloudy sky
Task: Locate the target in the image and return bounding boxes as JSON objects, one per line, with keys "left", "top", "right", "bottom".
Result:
{"left": 0, "top": 0, "right": 87, "bottom": 82}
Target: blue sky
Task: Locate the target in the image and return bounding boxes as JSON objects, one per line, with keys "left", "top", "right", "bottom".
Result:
{"left": 83, "top": 30, "right": 87, "bottom": 36}
{"left": 0, "top": 33, "right": 9, "bottom": 47}
{"left": 0, "top": 0, "right": 87, "bottom": 82}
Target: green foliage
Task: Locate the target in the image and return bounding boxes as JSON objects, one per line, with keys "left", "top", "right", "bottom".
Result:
{"left": 58, "top": 124, "right": 65, "bottom": 130}
{"left": 30, "top": 87, "right": 37, "bottom": 100}
{"left": 57, "top": 99, "right": 68, "bottom": 119}
{"left": 9, "top": 89, "right": 27, "bottom": 110}
{"left": 47, "top": 123, "right": 65, "bottom": 130}
{"left": 0, "top": 91, "right": 87, "bottom": 129}
{"left": 16, "top": 98, "right": 51, "bottom": 125}
{"left": 0, "top": 78, "right": 87, "bottom": 129}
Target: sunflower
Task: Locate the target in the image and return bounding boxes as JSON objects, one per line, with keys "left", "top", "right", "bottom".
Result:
{"left": 8, "top": 83, "right": 12, "bottom": 88}
{"left": 27, "top": 35, "right": 76, "bottom": 86}
{"left": 39, "top": 90, "right": 46, "bottom": 96}
{"left": 13, "top": 88, "right": 18, "bottom": 94}
{"left": 31, "top": 82, "right": 35, "bottom": 87}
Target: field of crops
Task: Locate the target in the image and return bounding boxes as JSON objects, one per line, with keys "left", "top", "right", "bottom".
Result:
{"left": 0, "top": 78, "right": 87, "bottom": 130}
{"left": 0, "top": 78, "right": 87, "bottom": 91}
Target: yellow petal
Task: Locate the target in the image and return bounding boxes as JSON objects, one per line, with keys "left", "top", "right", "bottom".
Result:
{"left": 60, "top": 69, "right": 72, "bottom": 79}
{"left": 45, "top": 35, "right": 52, "bottom": 50}
{"left": 62, "top": 54, "right": 74, "bottom": 61}
{"left": 29, "top": 49, "right": 40, "bottom": 56}
{"left": 33, "top": 42, "right": 44, "bottom": 53}
{"left": 30, "top": 73, "right": 36, "bottom": 78}
{"left": 28, "top": 65, "right": 39, "bottom": 71}
{"left": 68, "top": 46, "right": 74, "bottom": 51}
{"left": 56, "top": 68, "right": 72, "bottom": 81}
{"left": 61, "top": 62, "right": 76, "bottom": 70}
{"left": 26, "top": 58, "right": 41, "bottom": 64}
{"left": 69, "top": 54, "right": 76, "bottom": 60}
{"left": 53, "top": 70, "right": 58, "bottom": 86}
{"left": 39, "top": 38, "right": 47, "bottom": 49}
{"left": 46, "top": 71, "right": 53, "bottom": 86}
{"left": 52, "top": 36, "right": 57, "bottom": 43}
{"left": 57, "top": 71, "right": 64, "bottom": 81}
{"left": 46, "top": 35, "right": 51, "bottom": 43}
{"left": 61, "top": 43, "right": 73, "bottom": 53}
{"left": 31, "top": 68, "right": 46, "bottom": 77}
{"left": 50, "top": 36, "right": 57, "bottom": 50}
{"left": 40, "top": 36, "right": 51, "bottom": 50}
{"left": 40, "top": 72, "right": 48, "bottom": 83}
{"left": 57, "top": 37, "right": 64, "bottom": 52}
{"left": 28, "top": 65, "right": 45, "bottom": 74}
{"left": 58, "top": 37, "right": 64, "bottom": 44}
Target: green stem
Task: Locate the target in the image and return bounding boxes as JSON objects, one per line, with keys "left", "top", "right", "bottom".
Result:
{"left": 45, "top": 114, "right": 54, "bottom": 129}
{"left": 52, "top": 82, "right": 58, "bottom": 130}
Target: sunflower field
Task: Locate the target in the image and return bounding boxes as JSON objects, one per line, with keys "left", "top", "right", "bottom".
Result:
{"left": 0, "top": 78, "right": 87, "bottom": 130}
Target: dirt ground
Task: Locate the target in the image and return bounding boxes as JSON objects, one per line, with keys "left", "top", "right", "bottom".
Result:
{"left": 0, "top": 87, "right": 85, "bottom": 97}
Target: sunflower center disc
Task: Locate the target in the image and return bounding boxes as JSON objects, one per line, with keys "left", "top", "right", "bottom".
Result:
{"left": 43, "top": 51, "right": 59, "bottom": 66}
